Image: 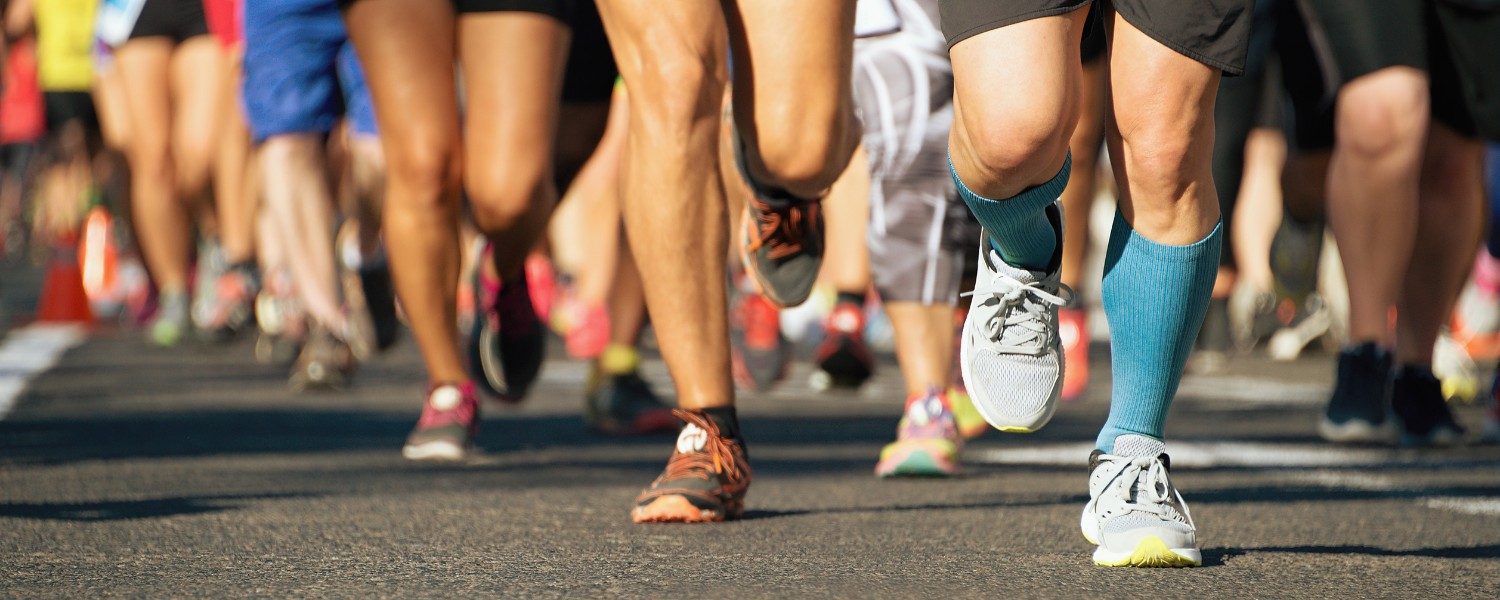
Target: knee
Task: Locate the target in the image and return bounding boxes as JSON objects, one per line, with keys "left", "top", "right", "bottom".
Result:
{"left": 467, "top": 160, "right": 549, "bottom": 233}
{"left": 127, "top": 136, "right": 173, "bottom": 185}
{"left": 383, "top": 134, "right": 459, "bottom": 215}
{"left": 1337, "top": 74, "right": 1429, "bottom": 162}
{"left": 625, "top": 48, "right": 722, "bottom": 142}
{"left": 959, "top": 109, "right": 1072, "bottom": 188}
{"left": 747, "top": 103, "right": 853, "bottom": 192}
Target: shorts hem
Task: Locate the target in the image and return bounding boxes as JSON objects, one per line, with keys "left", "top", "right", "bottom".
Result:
{"left": 946, "top": 2, "right": 1093, "bottom": 49}
{"left": 1114, "top": 8, "right": 1244, "bottom": 76}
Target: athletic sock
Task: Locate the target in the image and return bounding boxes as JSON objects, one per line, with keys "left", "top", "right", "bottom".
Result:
{"left": 1096, "top": 213, "right": 1223, "bottom": 453}
{"left": 693, "top": 406, "right": 743, "bottom": 446}
{"left": 950, "top": 153, "right": 1070, "bottom": 271}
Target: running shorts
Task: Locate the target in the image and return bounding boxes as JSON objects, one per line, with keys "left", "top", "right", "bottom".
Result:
{"left": 128, "top": 0, "right": 209, "bottom": 42}
{"left": 1300, "top": 0, "right": 1500, "bottom": 141}
{"left": 855, "top": 0, "right": 978, "bottom": 306}
{"left": 43, "top": 91, "right": 100, "bottom": 136}
{"left": 560, "top": 0, "right": 616, "bottom": 103}
{"left": 454, "top": 0, "right": 578, "bottom": 19}
{"left": 939, "top": 0, "right": 1253, "bottom": 75}
{"left": 243, "top": 0, "right": 377, "bottom": 142}
{"left": 203, "top": 0, "right": 243, "bottom": 48}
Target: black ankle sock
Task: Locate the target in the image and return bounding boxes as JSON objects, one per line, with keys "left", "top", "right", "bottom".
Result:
{"left": 836, "top": 290, "right": 867, "bottom": 307}
{"left": 694, "top": 406, "right": 742, "bottom": 443}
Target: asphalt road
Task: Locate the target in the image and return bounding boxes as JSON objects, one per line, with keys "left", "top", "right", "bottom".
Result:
{"left": 1, "top": 322, "right": 1497, "bottom": 598}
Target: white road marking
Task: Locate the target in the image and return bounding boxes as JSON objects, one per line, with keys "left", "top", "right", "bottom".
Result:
{"left": 0, "top": 323, "right": 87, "bottom": 420}
{"left": 1176, "top": 375, "right": 1328, "bottom": 406}
{"left": 1423, "top": 497, "right": 1500, "bottom": 517}
{"left": 972, "top": 442, "right": 1452, "bottom": 468}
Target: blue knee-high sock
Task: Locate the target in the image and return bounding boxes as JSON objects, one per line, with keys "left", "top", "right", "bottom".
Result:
{"left": 951, "top": 154, "right": 1071, "bottom": 271}
{"left": 1097, "top": 213, "right": 1223, "bottom": 453}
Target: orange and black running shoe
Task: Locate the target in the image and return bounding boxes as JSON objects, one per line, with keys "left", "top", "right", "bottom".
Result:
{"left": 739, "top": 195, "right": 824, "bottom": 309}
{"left": 631, "top": 409, "right": 752, "bottom": 523}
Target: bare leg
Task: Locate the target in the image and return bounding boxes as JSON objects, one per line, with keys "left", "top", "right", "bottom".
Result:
{"left": 820, "top": 145, "right": 870, "bottom": 292}
{"left": 887, "top": 302, "right": 955, "bottom": 397}
{"left": 1060, "top": 58, "right": 1107, "bottom": 290}
{"left": 1231, "top": 128, "right": 1287, "bottom": 293}
{"left": 212, "top": 48, "right": 257, "bottom": 265}
{"left": 115, "top": 39, "right": 191, "bottom": 292}
{"left": 257, "top": 134, "right": 344, "bottom": 331}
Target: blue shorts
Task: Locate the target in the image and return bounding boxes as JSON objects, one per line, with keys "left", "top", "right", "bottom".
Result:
{"left": 242, "top": 0, "right": 377, "bottom": 142}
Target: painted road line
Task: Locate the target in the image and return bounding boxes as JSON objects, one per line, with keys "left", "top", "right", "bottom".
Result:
{"left": 1424, "top": 497, "right": 1500, "bottom": 516}
{"left": 0, "top": 323, "right": 87, "bottom": 420}
{"left": 1176, "top": 375, "right": 1328, "bottom": 406}
{"left": 972, "top": 442, "right": 1500, "bottom": 469}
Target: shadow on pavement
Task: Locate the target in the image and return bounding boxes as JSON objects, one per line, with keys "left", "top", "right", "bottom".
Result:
{"left": 0, "top": 492, "right": 310, "bottom": 521}
{"left": 1205, "top": 543, "right": 1500, "bottom": 563}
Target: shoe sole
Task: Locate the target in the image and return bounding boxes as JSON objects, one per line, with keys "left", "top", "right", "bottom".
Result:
{"left": 631, "top": 494, "right": 742, "bottom": 524}
{"left": 1092, "top": 536, "right": 1202, "bottom": 568}
{"left": 958, "top": 309, "right": 1060, "bottom": 434}
{"left": 402, "top": 441, "right": 467, "bottom": 462}
{"left": 875, "top": 442, "right": 958, "bottom": 478}
{"left": 1318, "top": 417, "right": 1397, "bottom": 444}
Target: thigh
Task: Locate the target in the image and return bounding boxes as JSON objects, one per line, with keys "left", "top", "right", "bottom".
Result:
{"left": 723, "top": 0, "right": 855, "bottom": 136}
{"left": 594, "top": 0, "right": 726, "bottom": 101}
{"left": 342, "top": 0, "right": 460, "bottom": 178}
{"left": 168, "top": 37, "right": 224, "bottom": 177}
{"left": 457, "top": 11, "right": 570, "bottom": 180}
{"left": 949, "top": 12, "right": 1085, "bottom": 157}
{"left": 112, "top": 39, "right": 175, "bottom": 161}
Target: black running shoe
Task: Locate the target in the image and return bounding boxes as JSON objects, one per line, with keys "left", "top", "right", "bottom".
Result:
{"left": 585, "top": 369, "right": 678, "bottom": 436}
{"left": 811, "top": 301, "right": 875, "bottom": 390}
{"left": 1392, "top": 365, "right": 1466, "bottom": 447}
{"left": 468, "top": 245, "right": 545, "bottom": 403}
{"left": 1318, "top": 343, "right": 1395, "bottom": 443}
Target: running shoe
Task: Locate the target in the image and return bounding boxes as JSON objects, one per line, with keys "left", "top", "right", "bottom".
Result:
{"left": 148, "top": 290, "right": 190, "bottom": 347}
{"left": 402, "top": 382, "right": 480, "bottom": 462}
{"left": 196, "top": 265, "right": 261, "bottom": 343}
{"left": 959, "top": 225, "right": 1068, "bottom": 433}
{"left": 1319, "top": 343, "right": 1397, "bottom": 444}
{"left": 811, "top": 300, "right": 875, "bottom": 390}
{"left": 948, "top": 386, "right": 989, "bottom": 440}
{"left": 1265, "top": 293, "right": 1333, "bottom": 362}
{"left": 289, "top": 327, "right": 356, "bottom": 391}
{"left": 738, "top": 193, "right": 824, "bottom": 308}
{"left": 1059, "top": 304, "right": 1089, "bottom": 401}
{"left": 1391, "top": 365, "right": 1466, "bottom": 447}
{"left": 585, "top": 346, "right": 677, "bottom": 436}
{"left": 1228, "top": 286, "right": 1283, "bottom": 350}
{"left": 525, "top": 253, "right": 559, "bottom": 324}
{"left": 731, "top": 291, "right": 789, "bottom": 391}
{"left": 1269, "top": 215, "right": 1323, "bottom": 303}
{"left": 357, "top": 262, "right": 400, "bottom": 352}
{"left": 632, "top": 409, "right": 751, "bottom": 523}
{"left": 190, "top": 238, "right": 228, "bottom": 333}
{"left": 253, "top": 271, "right": 307, "bottom": 365}
{"left": 1453, "top": 250, "right": 1500, "bottom": 360}
{"left": 875, "top": 389, "right": 962, "bottom": 477}
{"left": 1081, "top": 437, "right": 1201, "bottom": 568}
{"left": 468, "top": 245, "right": 546, "bottom": 403}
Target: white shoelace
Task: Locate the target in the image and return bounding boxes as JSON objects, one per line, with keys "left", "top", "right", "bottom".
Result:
{"left": 961, "top": 268, "right": 1070, "bottom": 355}
{"left": 1105, "top": 456, "right": 1193, "bottom": 525}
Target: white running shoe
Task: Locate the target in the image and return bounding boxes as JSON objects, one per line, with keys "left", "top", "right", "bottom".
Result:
{"left": 958, "top": 227, "right": 1068, "bottom": 433}
{"left": 1081, "top": 436, "right": 1201, "bottom": 568}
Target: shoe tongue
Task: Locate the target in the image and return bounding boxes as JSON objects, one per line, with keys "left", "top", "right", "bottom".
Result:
{"left": 988, "top": 248, "right": 1047, "bottom": 286}
{"left": 1111, "top": 434, "right": 1165, "bottom": 459}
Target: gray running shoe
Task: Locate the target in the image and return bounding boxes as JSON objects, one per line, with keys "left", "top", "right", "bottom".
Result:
{"left": 289, "top": 328, "right": 356, "bottom": 392}
{"left": 1081, "top": 437, "right": 1201, "bottom": 567}
{"left": 958, "top": 227, "right": 1068, "bottom": 433}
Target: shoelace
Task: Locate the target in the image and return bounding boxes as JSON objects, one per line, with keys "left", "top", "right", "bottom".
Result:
{"left": 960, "top": 267, "right": 1070, "bottom": 354}
{"left": 417, "top": 388, "right": 475, "bottom": 429}
{"left": 748, "top": 199, "right": 819, "bottom": 260}
{"left": 661, "top": 409, "right": 746, "bottom": 485}
{"left": 1107, "top": 456, "right": 1191, "bottom": 525}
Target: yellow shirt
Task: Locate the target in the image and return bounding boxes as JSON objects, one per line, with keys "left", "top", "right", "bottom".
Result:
{"left": 36, "top": 0, "right": 100, "bottom": 91}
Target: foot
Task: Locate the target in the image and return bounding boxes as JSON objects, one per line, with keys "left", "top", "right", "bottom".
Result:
{"left": 730, "top": 291, "right": 789, "bottom": 392}
{"left": 552, "top": 297, "right": 610, "bottom": 360}
{"left": 289, "top": 327, "right": 356, "bottom": 391}
{"left": 875, "top": 390, "right": 962, "bottom": 477}
{"left": 195, "top": 265, "right": 260, "bottom": 342}
{"left": 148, "top": 290, "right": 190, "bottom": 348}
{"left": 1392, "top": 365, "right": 1466, "bottom": 447}
{"left": 1059, "top": 305, "right": 1089, "bottom": 401}
{"left": 1081, "top": 437, "right": 1201, "bottom": 568}
{"left": 959, "top": 230, "right": 1069, "bottom": 433}
{"left": 468, "top": 246, "right": 546, "bottom": 403}
{"left": 738, "top": 195, "right": 824, "bottom": 308}
{"left": 632, "top": 410, "right": 751, "bottom": 523}
{"left": 585, "top": 347, "right": 677, "bottom": 436}
{"left": 947, "top": 386, "right": 989, "bottom": 440}
{"left": 811, "top": 300, "right": 875, "bottom": 390}
{"left": 1319, "top": 343, "right": 1397, "bottom": 444}
{"left": 402, "top": 382, "right": 480, "bottom": 461}
{"left": 524, "top": 253, "right": 559, "bottom": 323}
{"left": 1265, "top": 293, "right": 1333, "bottom": 362}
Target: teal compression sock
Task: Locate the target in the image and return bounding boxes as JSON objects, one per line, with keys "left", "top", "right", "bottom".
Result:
{"left": 951, "top": 153, "right": 1070, "bottom": 271}
{"left": 1097, "top": 213, "right": 1223, "bottom": 453}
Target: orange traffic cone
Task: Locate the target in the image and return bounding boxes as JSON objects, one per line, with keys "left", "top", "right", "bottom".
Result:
{"left": 36, "top": 232, "right": 94, "bottom": 324}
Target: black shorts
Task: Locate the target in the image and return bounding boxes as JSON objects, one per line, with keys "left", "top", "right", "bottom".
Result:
{"left": 128, "top": 0, "right": 210, "bottom": 43}
{"left": 42, "top": 91, "right": 100, "bottom": 136}
{"left": 454, "top": 0, "right": 578, "bottom": 18}
{"left": 1301, "top": 0, "right": 1500, "bottom": 141}
{"left": 560, "top": 0, "right": 616, "bottom": 103}
{"left": 939, "top": 0, "right": 1253, "bottom": 75}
